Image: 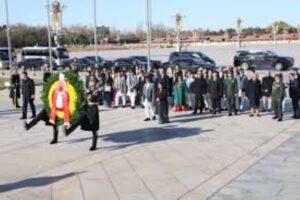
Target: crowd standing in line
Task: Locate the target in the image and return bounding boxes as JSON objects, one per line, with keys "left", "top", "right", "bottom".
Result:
{"left": 8, "top": 61, "right": 300, "bottom": 124}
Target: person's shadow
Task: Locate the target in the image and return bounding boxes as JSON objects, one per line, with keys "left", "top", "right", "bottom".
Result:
{"left": 0, "top": 172, "right": 84, "bottom": 193}
{"left": 67, "top": 126, "right": 213, "bottom": 150}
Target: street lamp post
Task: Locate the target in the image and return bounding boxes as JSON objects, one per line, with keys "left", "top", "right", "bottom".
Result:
{"left": 236, "top": 18, "right": 242, "bottom": 49}
{"left": 45, "top": 0, "right": 53, "bottom": 72}
{"left": 146, "top": 0, "right": 152, "bottom": 73}
{"left": 4, "top": 0, "right": 12, "bottom": 69}
{"left": 93, "top": 0, "right": 99, "bottom": 65}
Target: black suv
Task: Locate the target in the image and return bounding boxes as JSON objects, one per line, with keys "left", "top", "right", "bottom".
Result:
{"left": 163, "top": 57, "right": 215, "bottom": 73}
{"left": 169, "top": 51, "right": 216, "bottom": 67}
{"left": 234, "top": 50, "right": 294, "bottom": 71}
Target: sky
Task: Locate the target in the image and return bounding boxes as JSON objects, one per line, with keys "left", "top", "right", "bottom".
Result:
{"left": 0, "top": 0, "right": 299, "bottom": 31}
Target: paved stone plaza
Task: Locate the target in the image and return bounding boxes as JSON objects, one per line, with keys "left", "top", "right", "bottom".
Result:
{"left": 0, "top": 85, "right": 299, "bottom": 200}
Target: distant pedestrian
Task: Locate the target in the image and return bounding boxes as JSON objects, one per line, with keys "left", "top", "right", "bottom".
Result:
{"left": 9, "top": 67, "right": 21, "bottom": 109}
{"left": 20, "top": 71, "right": 36, "bottom": 120}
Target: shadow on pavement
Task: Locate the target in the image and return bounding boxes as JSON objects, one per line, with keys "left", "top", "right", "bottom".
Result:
{"left": 0, "top": 172, "right": 84, "bottom": 193}
{"left": 67, "top": 126, "right": 213, "bottom": 150}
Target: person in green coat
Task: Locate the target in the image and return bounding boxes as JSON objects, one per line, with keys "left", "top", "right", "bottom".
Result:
{"left": 173, "top": 75, "right": 189, "bottom": 112}
{"left": 271, "top": 74, "right": 285, "bottom": 121}
{"left": 224, "top": 72, "right": 238, "bottom": 116}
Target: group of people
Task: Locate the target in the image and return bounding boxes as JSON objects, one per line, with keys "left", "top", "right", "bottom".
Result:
{"left": 8, "top": 63, "right": 300, "bottom": 132}
{"left": 82, "top": 64, "right": 299, "bottom": 123}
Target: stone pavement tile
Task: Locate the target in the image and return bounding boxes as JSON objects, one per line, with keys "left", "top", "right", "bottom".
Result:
{"left": 189, "top": 156, "right": 225, "bottom": 177}
{"left": 77, "top": 165, "right": 118, "bottom": 200}
{"left": 145, "top": 178, "right": 188, "bottom": 200}
{"left": 51, "top": 176, "right": 84, "bottom": 200}
{"left": 174, "top": 166, "right": 209, "bottom": 190}
{"left": 5, "top": 185, "right": 51, "bottom": 200}
{"left": 102, "top": 156, "right": 150, "bottom": 195}
{"left": 119, "top": 193, "right": 155, "bottom": 200}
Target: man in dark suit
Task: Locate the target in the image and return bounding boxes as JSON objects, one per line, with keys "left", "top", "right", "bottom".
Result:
{"left": 191, "top": 70, "right": 207, "bottom": 114}
{"left": 20, "top": 71, "right": 36, "bottom": 120}
{"left": 210, "top": 71, "right": 223, "bottom": 114}
{"left": 288, "top": 72, "right": 299, "bottom": 118}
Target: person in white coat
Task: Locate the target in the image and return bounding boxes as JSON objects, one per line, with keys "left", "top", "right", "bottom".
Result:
{"left": 126, "top": 70, "right": 138, "bottom": 109}
{"left": 142, "top": 76, "right": 156, "bottom": 121}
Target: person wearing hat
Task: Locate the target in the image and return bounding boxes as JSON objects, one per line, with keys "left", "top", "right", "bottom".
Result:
{"left": 224, "top": 72, "right": 238, "bottom": 116}
{"left": 142, "top": 75, "right": 156, "bottom": 121}
{"left": 64, "top": 77, "right": 100, "bottom": 151}
{"left": 288, "top": 72, "right": 299, "bottom": 118}
{"left": 271, "top": 73, "right": 285, "bottom": 121}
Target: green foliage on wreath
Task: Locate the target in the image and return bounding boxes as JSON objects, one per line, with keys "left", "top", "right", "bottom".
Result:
{"left": 41, "top": 71, "right": 85, "bottom": 126}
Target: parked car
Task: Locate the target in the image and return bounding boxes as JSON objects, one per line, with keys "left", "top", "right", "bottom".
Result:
{"left": 62, "top": 58, "right": 92, "bottom": 71}
{"left": 113, "top": 58, "right": 134, "bottom": 69}
{"left": 234, "top": 50, "right": 294, "bottom": 71}
{"left": 130, "top": 56, "right": 162, "bottom": 68}
{"left": 17, "top": 58, "right": 57, "bottom": 70}
{"left": 82, "top": 56, "right": 113, "bottom": 68}
{"left": 169, "top": 51, "right": 216, "bottom": 67}
{"left": 163, "top": 57, "right": 215, "bottom": 73}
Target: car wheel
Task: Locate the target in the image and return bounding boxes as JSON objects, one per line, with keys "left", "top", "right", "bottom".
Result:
{"left": 275, "top": 63, "right": 284, "bottom": 71}
{"left": 241, "top": 62, "right": 249, "bottom": 71}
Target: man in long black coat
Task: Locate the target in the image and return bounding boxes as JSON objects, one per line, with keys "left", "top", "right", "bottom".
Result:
{"left": 20, "top": 71, "right": 36, "bottom": 119}
{"left": 191, "top": 70, "right": 207, "bottom": 114}
{"left": 210, "top": 71, "right": 223, "bottom": 114}
{"left": 288, "top": 72, "right": 299, "bottom": 118}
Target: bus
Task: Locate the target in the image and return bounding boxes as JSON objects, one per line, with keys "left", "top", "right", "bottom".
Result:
{"left": 0, "top": 47, "right": 17, "bottom": 69}
{"left": 21, "top": 46, "right": 70, "bottom": 67}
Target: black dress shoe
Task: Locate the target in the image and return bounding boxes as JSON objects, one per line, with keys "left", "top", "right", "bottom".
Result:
{"left": 131, "top": 106, "right": 135, "bottom": 109}
{"left": 192, "top": 112, "right": 197, "bottom": 115}
{"left": 50, "top": 140, "right": 58, "bottom": 145}
{"left": 24, "top": 121, "right": 29, "bottom": 130}
{"left": 152, "top": 116, "right": 156, "bottom": 121}
{"left": 90, "top": 146, "right": 97, "bottom": 151}
{"left": 20, "top": 117, "right": 27, "bottom": 120}
{"left": 278, "top": 118, "right": 283, "bottom": 122}
{"left": 228, "top": 113, "right": 232, "bottom": 116}
{"left": 144, "top": 118, "right": 150, "bottom": 121}
{"left": 272, "top": 116, "right": 278, "bottom": 120}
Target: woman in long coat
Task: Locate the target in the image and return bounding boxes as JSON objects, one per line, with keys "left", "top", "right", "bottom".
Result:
{"left": 173, "top": 75, "right": 189, "bottom": 112}
{"left": 246, "top": 73, "right": 262, "bottom": 117}
{"left": 157, "top": 82, "right": 169, "bottom": 124}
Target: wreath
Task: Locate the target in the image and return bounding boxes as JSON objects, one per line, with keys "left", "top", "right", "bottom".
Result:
{"left": 42, "top": 71, "right": 85, "bottom": 126}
